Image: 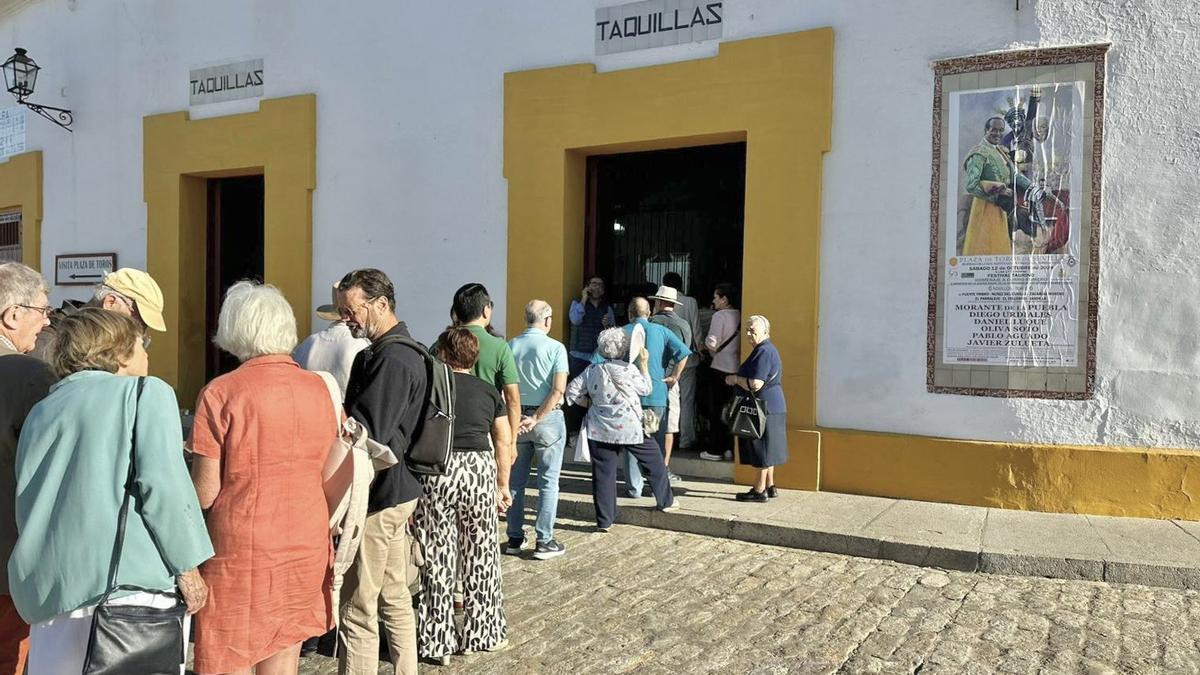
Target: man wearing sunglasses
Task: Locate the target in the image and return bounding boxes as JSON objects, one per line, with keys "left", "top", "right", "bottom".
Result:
{"left": 0, "top": 262, "right": 57, "bottom": 674}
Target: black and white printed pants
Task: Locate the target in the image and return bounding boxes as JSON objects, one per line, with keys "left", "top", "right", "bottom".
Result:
{"left": 414, "top": 450, "right": 508, "bottom": 657}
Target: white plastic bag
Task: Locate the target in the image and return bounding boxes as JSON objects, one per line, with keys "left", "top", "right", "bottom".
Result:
{"left": 574, "top": 425, "right": 592, "bottom": 463}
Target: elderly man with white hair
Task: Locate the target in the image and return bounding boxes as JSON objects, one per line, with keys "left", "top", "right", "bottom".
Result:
{"left": 505, "top": 299, "right": 570, "bottom": 559}
{"left": 0, "top": 262, "right": 55, "bottom": 673}
{"left": 188, "top": 281, "right": 339, "bottom": 674}
{"left": 566, "top": 327, "right": 677, "bottom": 531}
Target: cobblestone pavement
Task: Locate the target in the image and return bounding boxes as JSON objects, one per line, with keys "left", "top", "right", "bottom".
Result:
{"left": 298, "top": 517, "right": 1200, "bottom": 674}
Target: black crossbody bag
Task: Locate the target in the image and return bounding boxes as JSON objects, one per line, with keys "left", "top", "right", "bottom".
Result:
{"left": 701, "top": 324, "right": 739, "bottom": 368}
{"left": 83, "top": 376, "right": 189, "bottom": 675}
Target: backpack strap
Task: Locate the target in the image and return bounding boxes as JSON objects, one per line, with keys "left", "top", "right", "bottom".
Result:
{"left": 371, "top": 334, "right": 435, "bottom": 366}
{"left": 713, "top": 324, "right": 739, "bottom": 355}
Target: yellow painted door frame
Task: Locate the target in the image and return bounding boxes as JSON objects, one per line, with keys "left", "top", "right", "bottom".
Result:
{"left": 143, "top": 95, "right": 316, "bottom": 406}
{"left": 504, "top": 31, "right": 835, "bottom": 490}
{"left": 504, "top": 30, "right": 1200, "bottom": 520}
{"left": 0, "top": 151, "right": 43, "bottom": 269}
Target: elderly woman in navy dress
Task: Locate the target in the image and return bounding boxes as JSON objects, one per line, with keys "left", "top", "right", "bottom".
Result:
{"left": 726, "top": 315, "right": 788, "bottom": 502}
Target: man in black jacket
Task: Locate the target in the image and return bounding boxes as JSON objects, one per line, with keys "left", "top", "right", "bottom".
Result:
{"left": 0, "top": 262, "right": 55, "bottom": 674}
{"left": 336, "top": 268, "right": 427, "bottom": 675}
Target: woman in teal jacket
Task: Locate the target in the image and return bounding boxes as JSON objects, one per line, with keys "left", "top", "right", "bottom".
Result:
{"left": 8, "top": 308, "right": 213, "bottom": 672}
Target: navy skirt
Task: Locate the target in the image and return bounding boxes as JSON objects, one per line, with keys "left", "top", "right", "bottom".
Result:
{"left": 737, "top": 413, "right": 788, "bottom": 468}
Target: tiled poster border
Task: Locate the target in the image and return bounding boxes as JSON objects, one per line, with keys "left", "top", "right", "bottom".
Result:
{"left": 926, "top": 44, "right": 1109, "bottom": 400}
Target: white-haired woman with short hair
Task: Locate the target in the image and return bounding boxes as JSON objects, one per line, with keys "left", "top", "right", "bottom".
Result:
{"left": 188, "top": 281, "right": 338, "bottom": 675}
{"left": 726, "top": 314, "right": 788, "bottom": 503}
{"left": 565, "top": 327, "right": 676, "bottom": 531}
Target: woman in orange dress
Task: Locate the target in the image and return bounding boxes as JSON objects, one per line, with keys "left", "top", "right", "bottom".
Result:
{"left": 189, "top": 281, "right": 337, "bottom": 675}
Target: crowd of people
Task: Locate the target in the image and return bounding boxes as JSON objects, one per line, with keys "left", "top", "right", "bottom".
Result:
{"left": 0, "top": 260, "right": 789, "bottom": 674}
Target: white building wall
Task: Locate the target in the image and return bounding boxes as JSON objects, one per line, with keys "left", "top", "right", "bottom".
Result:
{"left": 0, "top": 0, "right": 1193, "bottom": 448}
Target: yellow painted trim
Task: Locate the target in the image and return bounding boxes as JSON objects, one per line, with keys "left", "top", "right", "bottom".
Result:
{"left": 0, "top": 151, "right": 42, "bottom": 269}
{"left": 503, "top": 30, "right": 1199, "bottom": 519}
{"left": 820, "top": 428, "right": 1200, "bottom": 520}
{"left": 143, "top": 95, "right": 316, "bottom": 406}
{"left": 504, "top": 31, "right": 834, "bottom": 490}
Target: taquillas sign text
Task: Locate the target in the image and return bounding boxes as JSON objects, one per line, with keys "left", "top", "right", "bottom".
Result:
{"left": 190, "top": 59, "right": 264, "bottom": 106}
{"left": 596, "top": 0, "right": 722, "bottom": 55}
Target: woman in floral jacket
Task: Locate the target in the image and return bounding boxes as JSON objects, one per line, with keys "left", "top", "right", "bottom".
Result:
{"left": 566, "top": 327, "right": 676, "bottom": 530}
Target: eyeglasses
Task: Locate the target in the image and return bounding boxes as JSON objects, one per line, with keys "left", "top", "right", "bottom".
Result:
{"left": 17, "top": 304, "right": 52, "bottom": 317}
{"left": 338, "top": 298, "right": 376, "bottom": 319}
{"left": 140, "top": 333, "right": 152, "bottom": 350}
{"left": 107, "top": 290, "right": 147, "bottom": 325}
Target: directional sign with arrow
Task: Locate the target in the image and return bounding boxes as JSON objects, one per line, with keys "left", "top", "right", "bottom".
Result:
{"left": 55, "top": 253, "right": 117, "bottom": 287}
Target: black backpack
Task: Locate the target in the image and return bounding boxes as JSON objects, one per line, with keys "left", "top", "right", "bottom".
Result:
{"left": 371, "top": 335, "right": 455, "bottom": 475}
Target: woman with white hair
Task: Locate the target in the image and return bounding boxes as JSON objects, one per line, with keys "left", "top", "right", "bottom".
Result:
{"left": 565, "top": 327, "right": 676, "bottom": 531}
{"left": 188, "top": 281, "right": 338, "bottom": 675}
{"left": 725, "top": 314, "right": 788, "bottom": 502}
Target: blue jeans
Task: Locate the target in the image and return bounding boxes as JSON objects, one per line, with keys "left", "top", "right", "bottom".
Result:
{"left": 507, "top": 409, "right": 566, "bottom": 544}
{"left": 623, "top": 405, "right": 666, "bottom": 497}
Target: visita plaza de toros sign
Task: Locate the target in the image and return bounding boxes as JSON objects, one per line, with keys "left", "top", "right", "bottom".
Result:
{"left": 596, "top": 0, "right": 723, "bottom": 55}
{"left": 189, "top": 58, "right": 264, "bottom": 106}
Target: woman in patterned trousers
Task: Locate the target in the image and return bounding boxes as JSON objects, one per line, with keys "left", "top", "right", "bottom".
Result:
{"left": 415, "top": 327, "right": 514, "bottom": 664}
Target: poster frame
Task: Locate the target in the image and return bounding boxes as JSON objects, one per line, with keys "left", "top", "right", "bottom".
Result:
{"left": 926, "top": 43, "right": 1109, "bottom": 399}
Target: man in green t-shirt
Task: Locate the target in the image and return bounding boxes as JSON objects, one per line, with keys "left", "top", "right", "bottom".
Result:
{"left": 448, "top": 283, "right": 521, "bottom": 455}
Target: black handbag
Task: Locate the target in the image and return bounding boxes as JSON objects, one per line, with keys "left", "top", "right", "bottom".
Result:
{"left": 83, "top": 377, "right": 189, "bottom": 675}
{"left": 721, "top": 387, "right": 767, "bottom": 440}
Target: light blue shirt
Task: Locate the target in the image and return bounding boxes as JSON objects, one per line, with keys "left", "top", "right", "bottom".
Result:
{"left": 509, "top": 327, "right": 569, "bottom": 407}
{"left": 591, "top": 318, "right": 690, "bottom": 407}
{"left": 9, "top": 372, "right": 214, "bottom": 624}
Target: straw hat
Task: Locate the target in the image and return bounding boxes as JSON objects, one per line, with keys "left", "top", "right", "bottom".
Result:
{"left": 316, "top": 284, "right": 340, "bottom": 321}
{"left": 648, "top": 285, "right": 679, "bottom": 305}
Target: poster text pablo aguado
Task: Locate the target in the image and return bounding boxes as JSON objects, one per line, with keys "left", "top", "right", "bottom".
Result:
{"left": 943, "top": 254, "right": 1078, "bottom": 367}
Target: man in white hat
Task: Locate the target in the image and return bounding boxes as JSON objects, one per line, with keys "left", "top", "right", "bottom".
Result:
{"left": 293, "top": 285, "right": 369, "bottom": 657}
{"left": 649, "top": 284, "right": 692, "bottom": 483}
{"left": 661, "top": 272, "right": 701, "bottom": 449}
{"left": 292, "top": 283, "right": 370, "bottom": 399}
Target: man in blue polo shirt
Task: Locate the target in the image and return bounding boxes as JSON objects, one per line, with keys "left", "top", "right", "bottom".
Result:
{"left": 505, "top": 299, "right": 570, "bottom": 559}
{"left": 594, "top": 297, "right": 690, "bottom": 498}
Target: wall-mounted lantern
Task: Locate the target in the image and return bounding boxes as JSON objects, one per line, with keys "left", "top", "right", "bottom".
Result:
{"left": 1, "top": 48, "right": 73, "bottom": 132}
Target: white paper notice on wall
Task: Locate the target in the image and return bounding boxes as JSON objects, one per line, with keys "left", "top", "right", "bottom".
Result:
{"left": 596, "top": 0, "right": 723, "bottom": 56}
{"left": 190, "top": 59, "right": 264, "bottom": 106}
{"left": 0, "top": 107, "right": 26, "bottom": 161}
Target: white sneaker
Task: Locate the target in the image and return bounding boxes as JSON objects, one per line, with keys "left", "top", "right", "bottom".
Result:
{"left": 699, "top": 451, "right": 724, "bottom": 461}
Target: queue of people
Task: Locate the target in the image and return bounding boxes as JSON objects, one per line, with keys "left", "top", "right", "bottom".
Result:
{"left": 0, "top": 259, "right": 788, "bottom": 674}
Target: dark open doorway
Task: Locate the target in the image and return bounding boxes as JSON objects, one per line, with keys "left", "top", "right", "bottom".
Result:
{"left": 206, "top": 175, "right": 264, "bottom": 380}
{"left": 585, "top": 142, "right": 746, "bottom": 320}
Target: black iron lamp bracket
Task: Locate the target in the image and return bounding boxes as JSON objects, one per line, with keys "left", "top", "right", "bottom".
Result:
{"left": 16, "top": 95, "right": 72, "bottom": 132}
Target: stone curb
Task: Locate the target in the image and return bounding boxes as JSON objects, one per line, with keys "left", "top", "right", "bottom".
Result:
{"left": 549, "top": 496, "right": 1200, "bottom": 591}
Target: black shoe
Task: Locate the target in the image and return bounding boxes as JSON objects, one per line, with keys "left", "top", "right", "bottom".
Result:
{"left": 735, "top": 488, "right": 768, "bottom": 503}
{"left": 502, "top": 536, "right": 525, "bottom": 555}
{"left": 300, "top": 636, "right": 319, "bottom": 657}
{"left": 766, "top": 485, "right": 778, "bottom": 498}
